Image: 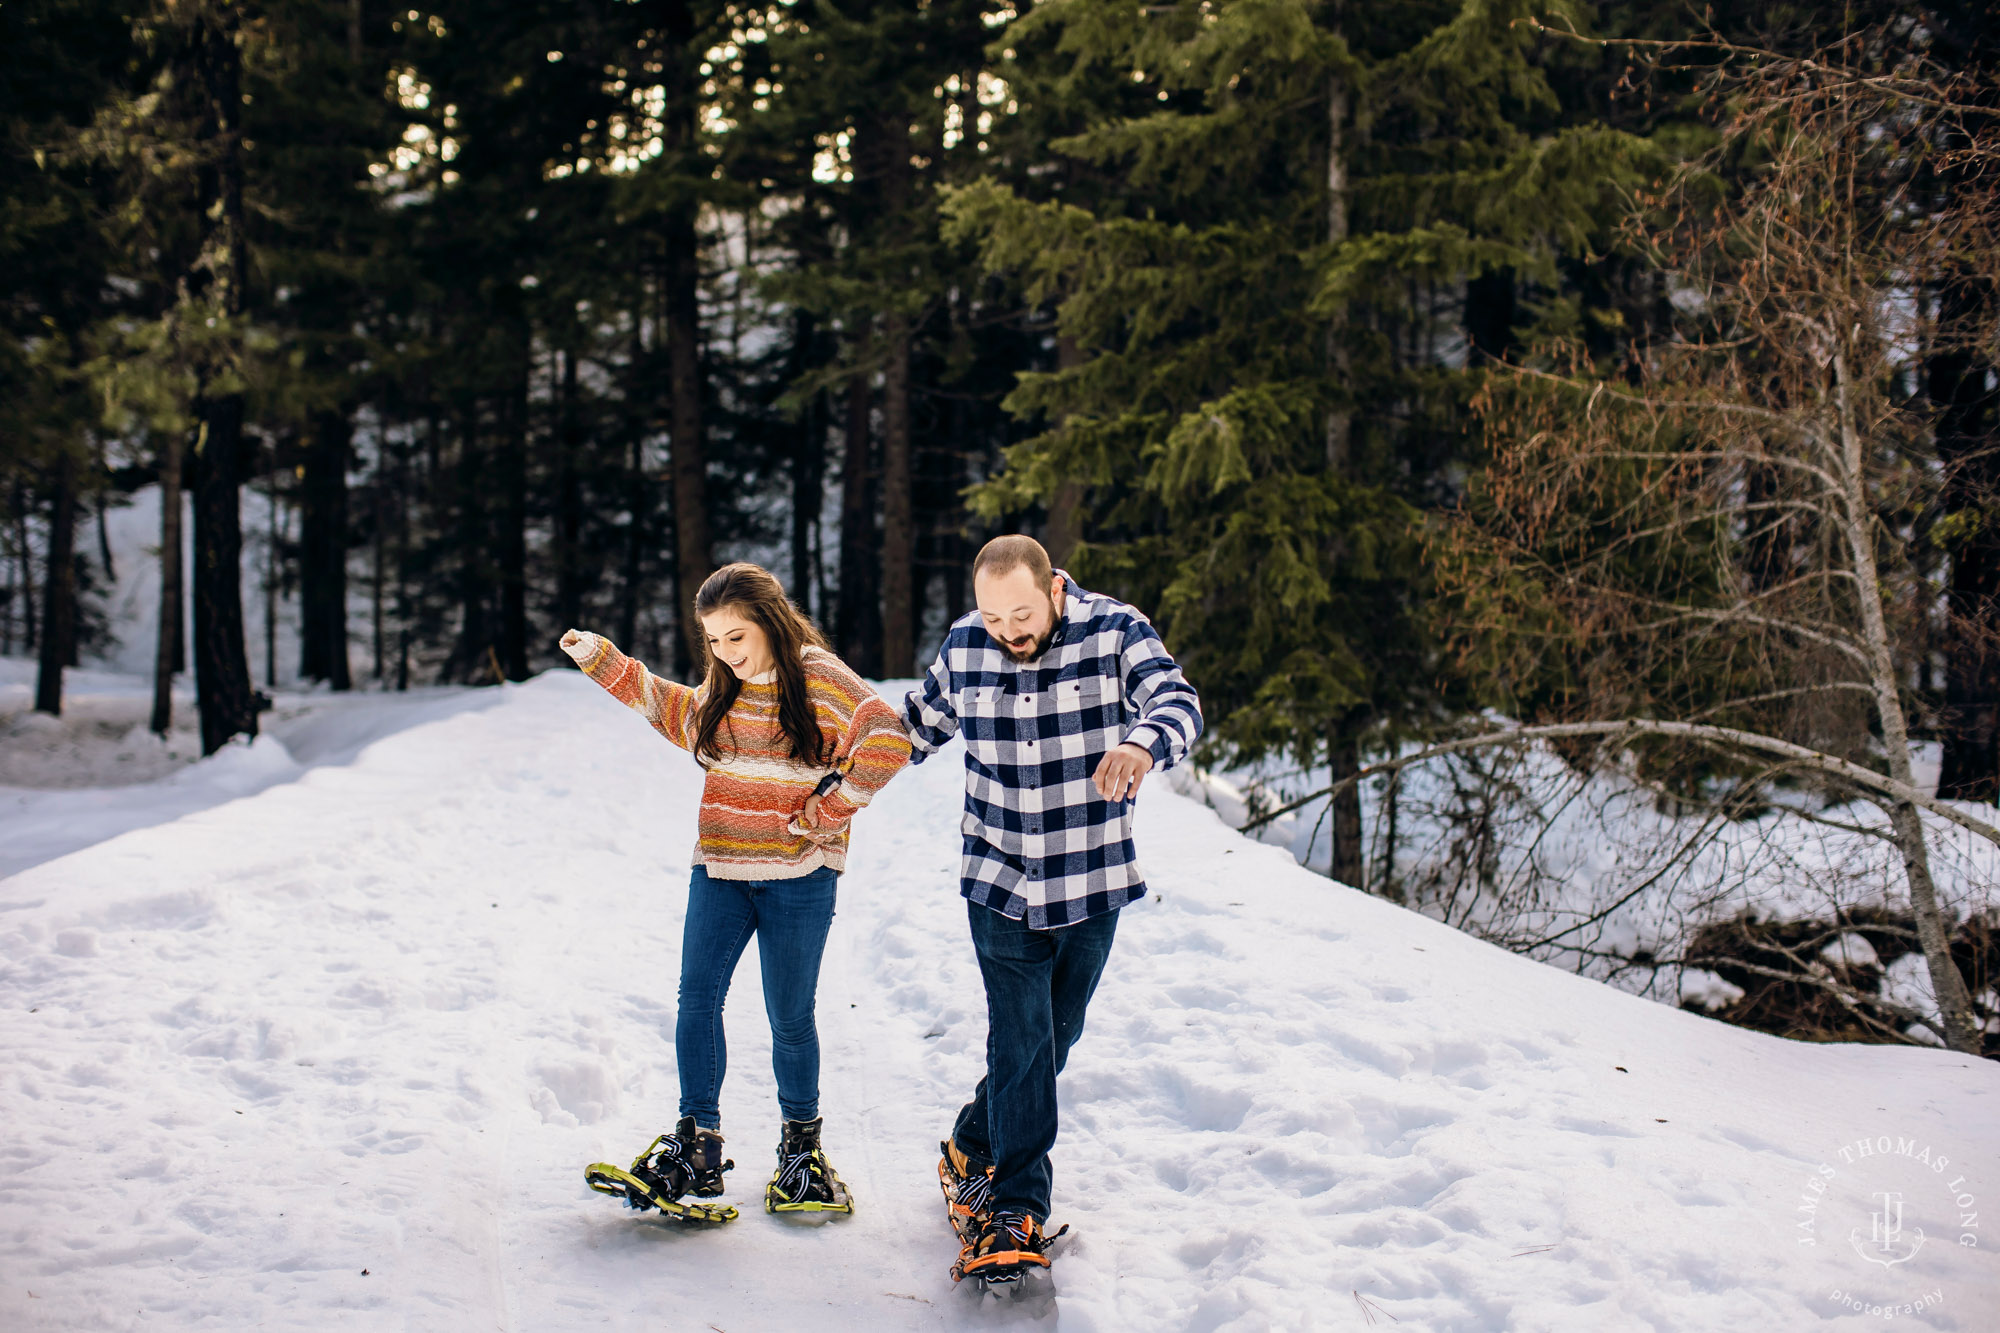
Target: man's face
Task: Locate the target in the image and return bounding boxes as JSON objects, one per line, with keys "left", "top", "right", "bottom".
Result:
{"left": 974, "top": 565, "right": 1064, "bottom": 662}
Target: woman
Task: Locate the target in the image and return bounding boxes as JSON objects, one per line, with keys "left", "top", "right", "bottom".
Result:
{"left": 562, "top": 562, "right": 911, "bottom": 1221}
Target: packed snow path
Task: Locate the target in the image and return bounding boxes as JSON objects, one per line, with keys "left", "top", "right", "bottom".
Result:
{"left": 2, "top": 672, "right": 1995, "bottom": 1332}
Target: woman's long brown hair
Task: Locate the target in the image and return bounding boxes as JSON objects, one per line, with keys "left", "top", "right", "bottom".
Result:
{"left": 691, "top": 562, "right": 832, "bottom": 767}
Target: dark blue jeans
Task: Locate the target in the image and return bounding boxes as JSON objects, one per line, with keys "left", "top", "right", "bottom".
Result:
{"left": 950, "top": 900, "right": 1120, "bottom": 1222}
{"left": 675, "top": 864, "right": 837, "bottom": 1129}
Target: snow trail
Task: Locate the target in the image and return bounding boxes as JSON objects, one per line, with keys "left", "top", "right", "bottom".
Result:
{"left": 2, "top": 671, "right": 1996, "bottom": 1331}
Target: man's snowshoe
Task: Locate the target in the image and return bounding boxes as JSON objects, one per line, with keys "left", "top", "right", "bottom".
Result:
{"left": 950, "top": 1209, "right": 1068, "bottom": 1286}
{"left": 938, "top": 1137, "right": 994, "bottom": 1243}
{"left": 764, "top": 1116, "right": 853, "bottom": 1214}
{"left": 585, "top": 1117, "right": 738, "bottom": 1224}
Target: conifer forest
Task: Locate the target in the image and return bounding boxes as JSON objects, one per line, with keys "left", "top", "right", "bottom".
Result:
{"left": 7, "top": 2, "right": 2000, "bottom": 1051}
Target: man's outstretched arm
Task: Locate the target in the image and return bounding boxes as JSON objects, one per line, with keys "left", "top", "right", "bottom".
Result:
{"left": 899, "top": 642, "right": 962, "bottom": 764}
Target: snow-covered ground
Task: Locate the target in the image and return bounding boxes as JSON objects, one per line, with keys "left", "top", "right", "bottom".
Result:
{"left": 2, "top": 668, "right": 1996, "bottom": 1331}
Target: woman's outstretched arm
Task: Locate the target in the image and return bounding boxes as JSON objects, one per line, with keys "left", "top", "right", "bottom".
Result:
{"left": 560, "top": 629, "right": 701, "bottom": 752}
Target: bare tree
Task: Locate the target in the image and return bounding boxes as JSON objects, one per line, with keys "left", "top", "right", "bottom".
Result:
{"left": 1273, "top": 32, "right": 2000, "bottom": 1053}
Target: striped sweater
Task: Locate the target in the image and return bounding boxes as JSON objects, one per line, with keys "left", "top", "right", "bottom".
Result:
{"left": 563, "top": 632, "right": 912, "bottom": 880}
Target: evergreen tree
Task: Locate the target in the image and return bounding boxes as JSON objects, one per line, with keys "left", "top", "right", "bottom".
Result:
{"left": 1, "top": 0, "right": 137, "bottom": 714}
{"left": 746, "top": 0, "right": 1032, "bottom": 673}
{"left": 946, "top": 0, "right": 1660, "bottom": 885}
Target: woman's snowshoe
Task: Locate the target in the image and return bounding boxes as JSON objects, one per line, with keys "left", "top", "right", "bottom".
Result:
{"left": 764, "top": 1116, "right": 854, "bottom": 1214}
{"left": 585, "top": 1117, "right": 737, "bottom": 1224}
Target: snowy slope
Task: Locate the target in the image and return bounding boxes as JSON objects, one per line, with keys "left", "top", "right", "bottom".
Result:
{"left": 0, "top": 656, "right": 506, "bottom": 879}
{"left": 1167, "top": 739, "right": 1999, "bottom": 1037}
{"left": 1, "top": 671, "right": 1996, "bottom": 1332}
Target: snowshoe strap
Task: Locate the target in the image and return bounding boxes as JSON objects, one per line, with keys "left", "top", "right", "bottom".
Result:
{"left": 772, "top": 1145, "right": 826, "bottom": 1202}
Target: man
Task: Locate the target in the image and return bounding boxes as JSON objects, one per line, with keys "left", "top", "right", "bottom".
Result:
{"left": 900, "top": 534, "right": 1203, "bottom": 1285}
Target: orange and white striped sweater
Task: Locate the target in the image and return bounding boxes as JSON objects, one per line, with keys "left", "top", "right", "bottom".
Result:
{"left": 562, "top": 632, "right": 912, "bottom": 880}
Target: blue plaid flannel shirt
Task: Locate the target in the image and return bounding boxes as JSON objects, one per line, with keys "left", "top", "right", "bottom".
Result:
{"left": 900, "top": 573, "right": 1204, "bottom": 928}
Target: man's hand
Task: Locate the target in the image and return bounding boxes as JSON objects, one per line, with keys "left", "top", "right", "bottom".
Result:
{"left": 1092, "top": 743, "right": 1155, "bottom": 802}
{"left": 800, "top": 793, "right": 823, "bottom": 828}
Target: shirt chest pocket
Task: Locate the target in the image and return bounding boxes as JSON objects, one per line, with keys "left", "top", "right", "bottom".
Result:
{"left": 1057, "top": 674, "right": 1122, "bottom": 734}
{"left": 961, "top": 685, "right": 1009, "bottom": 759}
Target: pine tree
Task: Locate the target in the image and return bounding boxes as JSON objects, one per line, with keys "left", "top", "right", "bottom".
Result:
{"left": 744, "top": 0, "right": 1030, "bottom": 674}
{"left": 1, "top": 0, "right": 136, "bottom": 716}
{"left": 251, "top": 0, "right": 405, "bottom": 692}
{"left": 946, "top": 0, "right": 1659, "bottom": 885}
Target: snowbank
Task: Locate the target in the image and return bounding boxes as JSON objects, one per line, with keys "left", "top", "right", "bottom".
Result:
{"left": 0, "top": 657, "right": 506, "bottom": 879}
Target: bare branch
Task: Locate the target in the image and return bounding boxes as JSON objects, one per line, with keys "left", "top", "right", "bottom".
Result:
{"left": 1240, "top": 721, "right": 2000, "bottom": 849}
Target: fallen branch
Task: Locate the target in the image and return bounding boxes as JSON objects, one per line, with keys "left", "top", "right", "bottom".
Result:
{"left": 1236, "top": 719, "right": 2000, "bottom": 850}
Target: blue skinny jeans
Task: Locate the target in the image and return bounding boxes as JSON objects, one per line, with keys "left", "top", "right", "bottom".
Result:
{"left": 675, "top": 864, "right": 837, "bottom": 1130}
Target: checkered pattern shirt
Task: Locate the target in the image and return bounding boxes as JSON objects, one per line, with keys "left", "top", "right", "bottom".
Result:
{"left": 900, "top": 573, "right": 1204, "bottom": 928}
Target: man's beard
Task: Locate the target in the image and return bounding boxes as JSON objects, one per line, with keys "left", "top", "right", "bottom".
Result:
{"left": 998, "top": 597, "right": 1060, "bottom": 661}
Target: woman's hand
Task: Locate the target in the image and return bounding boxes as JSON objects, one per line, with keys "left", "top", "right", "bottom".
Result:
{"left": 559, "top": 628, "right": 595, "bottom": 661}
{"left": 800, "top": 793, "right": 823, "bottom": 828}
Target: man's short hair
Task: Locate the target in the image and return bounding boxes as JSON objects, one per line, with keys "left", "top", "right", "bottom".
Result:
{"left": 973, "top": 534, "right": 1054, "bottom": 586}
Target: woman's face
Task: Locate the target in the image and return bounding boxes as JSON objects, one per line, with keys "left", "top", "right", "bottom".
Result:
{"left": 702, "top": 606, "right": 776, "bottom": 679}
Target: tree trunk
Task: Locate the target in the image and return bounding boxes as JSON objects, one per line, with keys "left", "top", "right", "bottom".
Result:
{"left": 1835, "top": 349, "right": 1981, "bottom": 1053}
{"left": 791, "top": 384, "right": 825, "bottom": 618}
{"left": 12, "top": 485, "right": 36, "bottom": 656}
{"left": 1464, "top": 267, "right": 1516, "bottom": 364}
{"left": 265, "top": 467, "right": 283, "bottom": 689}
{"left": 880, "top": 313, "right": 914, "bottom": 676}
{"left": 448, "top": 403, "right": 490, "bottom": 682}
{"left": 96, "top": 486, "right": 116, "bottom": 583}
{"left": 152, "top": 430, "right": 184, "bottom": 735}
{"left": 663, "top": 0, "right": 710, "bottom": 674}
{"left": 1318, "top": 72, "right": 1365, "bottom": 889}
{"left": 555, "top": 348, "right": 583, "bottom": 632}
{"left": 397, "top": 416, "right": 420, "bottom": 692}
{"left": 789, "top": 312, "right": 824, "bottom": 615}
{"left": 1376, "top": 767, "right": 1403, "bottom": 904}
{"left": 188, "top": 0, "right": 258, "bottom": 754}
{"left": 621, "top": 430, "right": 646, "bottom": 648}
{"left": 1932, "top": 269, "right": 2000, "bottom": 801}
{"left": 619, "top": 303, "right": 648, "bottom": 647}
{"left": 299, "top": 408, "right": 352, "bottom": 688}
{"left": 666, "top": 218, "right": 710, "bottom": 670}
{"left": 371, "top": 434, "right": 385, "bottom": 680}
{"left": 192, "top": 406, "right": 258, "bottom": 753}
{"left": 1044, "top": 335, "right": 1086, "bottom": 568}
{"left": 1323, "top": 71, "right": 1351, "bottom": 471}
{"left": 34, "top": 450, "right": 78, "bottom": 716}
{"left": 838, "top": 373, "right": 881, "bottom": 675}
{"left": 2, "top": 503, "right": 14, "bottom": 657}
{"left": 496, "top": 344, "right": 530, "bottom": 681}
{"left": 872, "top": 100, "right": 918, "bottom": 677}
{"left": 1328, "top": 724, "right": 1366, "bottom": 890}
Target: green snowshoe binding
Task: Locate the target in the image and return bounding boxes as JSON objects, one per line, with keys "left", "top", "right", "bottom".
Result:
{"left": 764, "top": 1117, "right": 853, "bottom": 1215}
{"left": 586, "top": 1117, "right": 738, "bottom": 1224}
